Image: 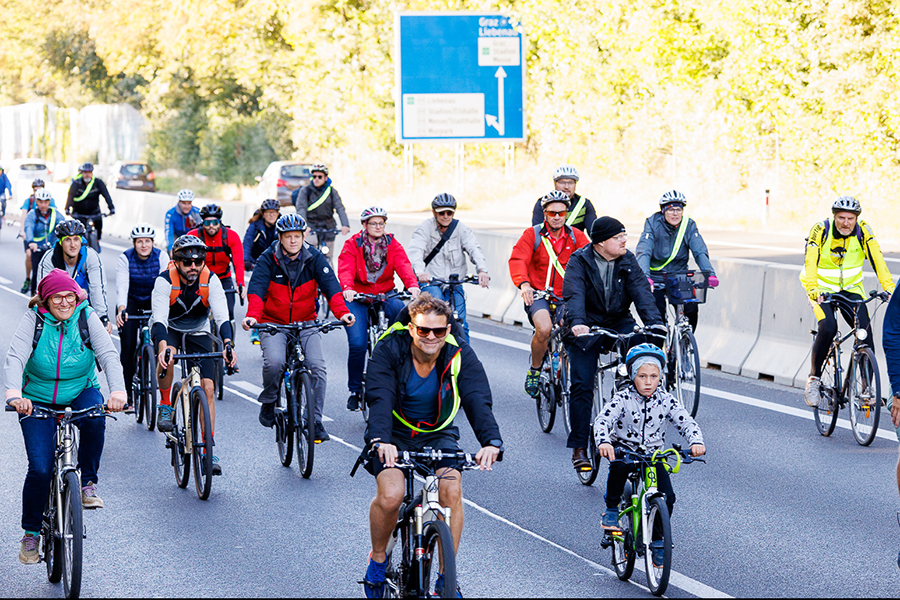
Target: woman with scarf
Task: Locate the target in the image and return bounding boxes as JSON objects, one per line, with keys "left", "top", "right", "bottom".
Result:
{"left": 338, "top": 207, "right": 420, "bottom": 412}
{"left": 5, "top": 269, "right": 126, "bottom": 564}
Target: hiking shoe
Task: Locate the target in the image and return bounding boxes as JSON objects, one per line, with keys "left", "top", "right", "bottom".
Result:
{"left": 524, "top": 368, "right": 541, "bottom": 398}
{"left": 363, "top": 556, "right": 387, "bottom": 599}
{"left": 347, "top": 392, "right": 362, "bottom": 411}
{"left": 314, "top": 422, "right": 330, "bottom": 442}
{"left": 81, "top": 482, "right": 104, "bottom": 509}
{"left": 649, "top": 540, "right": 665, "bottom": 568}
{"left": 157, "top": 404, "right": 174, "bottom": 432}
{"left": 804, "top": 376, "right": 821, "bottom": 408}
{"left": 259, "top": 402, "right": 275, "bottom": 428}
{"left": 18, "top": 534, "right": 40, "bottom": 564}
{"left": 435, "top": 573, "right": 463, "bottom": 597}
{"left": 20, "top": 279, "right": 30, "bottom": 295}
{"left": 601, "top": 508, "right": 621, "bottom": 530}
{"left": 211, "top": 455, "right": 222, "bottom": 476}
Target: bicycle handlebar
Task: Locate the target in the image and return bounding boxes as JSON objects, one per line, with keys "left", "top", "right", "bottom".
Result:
{"left": 582, "top": 324, "right": 667, "bottom": 341}
{"left": 533, "top": 289, "right": 563, "bottom": 303}
{"left": 821, "top": 290, "right": 890, "bottom": 305}
{"left": 308, "top": 227, "right": 342, "bottom": 235}
{"left": 354, "top": 290, "right": 413, "bottom": 303}
{"left": 350, "top": 443, "right": 501, "bottom": 477}
{"left": 428, "top": 274, "right": 480, "bottom": 286}
{"left": 6, "top": 403, "right": 116, "bottom": 422}
{"left": 249, "top": 320, "right": 346, "bottom": 335}
{"left": 613, "top": 443, "right": 706, "bottom": 468}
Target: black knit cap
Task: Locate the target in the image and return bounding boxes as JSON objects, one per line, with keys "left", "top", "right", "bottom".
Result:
{"left": 590, "top": 216, "right": 626, "bottom": 243}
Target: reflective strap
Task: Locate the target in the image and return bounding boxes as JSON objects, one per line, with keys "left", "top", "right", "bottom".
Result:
{"left": 650, "top": 213, "right": 690, "bottom": 271}
{"left": 541, "top": 235, "right": 566, "bottom": 290}
{"left": 565, "top": 196, "right": 586, "bottom": 226}
{"left": 72, "top": 177, "right": 96, "bottom": 202}
{"left": 33, "top": 209, "right": 57, "bottom": 242}
{"left": 392, "top": 335, "right": 462, "bottom": 434}
{"left": 307, "top": 186, "right": 332, "bottom": 212}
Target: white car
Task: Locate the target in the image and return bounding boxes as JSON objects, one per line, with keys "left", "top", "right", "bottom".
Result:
{"left": 6, "top": 158, "right": 51, "bottom": 204}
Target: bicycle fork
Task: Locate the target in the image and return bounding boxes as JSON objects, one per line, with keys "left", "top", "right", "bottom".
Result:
{"left": 415, "top": 475, "right": 451, "bottom": 587}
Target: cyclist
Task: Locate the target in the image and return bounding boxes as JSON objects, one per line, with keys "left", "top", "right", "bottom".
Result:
{"left": 635, "top": 190, "right": 719, "bottom": 332}
{"left": 164, "top": 189, "right": 202, "bottom": 253}
{"left": 800, "top": 195, "right": 894, "bottom": 408}
{"left": 407, "top": 192, "right": 490, "bottom": 343}
{"left": 361, "top": 293, "right": 503, "bottom": 598}
{"left": 152, "top": 235, "right": 237, "bottom": 475}
{"left": 0, "top": 164, "right": 11, "bottom": 218}
{"left": 562, "top": 216, "right": 665, "bottom": 471}
{"left": 884, "top": 291, "right": 900, "bottom": 567}
{"left": 64, "top": 162, "right": 115, "bottom": 245}
{"left": 242, "top": 214, "right": 355, "bottom": 441}
{"left": 531, "top": 165, "right": 597, "bottom": 233}
{"left": 510, "top": 190, "right": 589, "bottom": 399}
{"left": 37, "top": 219, "right": 111, "bottom": 333}
{"left": 243, "top": 199, "right": 280, "bottom": 272}
{"left": 22, "top": 189, "right": 60, "bottom": 296}
{"left": 19, "top": 180, "right": 59, "bottom": 292}
{"left": 5, "top": 269, "right": 126, "bottom": 564}
{"left": 594, "top": 343, "right": 705, "bottom": 567}
{"left": 292, "top": 163, "right": 351, "bottom": 257}
{"left": 338, "top": 207, "right": 420, "bottom": 412}
{"left": 115, "top": 224, "right": 169, "bottom": 412}
{"left": 188, "top": 203, "right": 246, "bottom": 323}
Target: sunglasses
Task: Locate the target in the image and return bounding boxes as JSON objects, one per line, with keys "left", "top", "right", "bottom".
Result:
{"left": 413, "top": 324, "right": 450, "bottom": 338}
{"left": 180, "top": 258, "right": 204, "bottom": 267}
{"left": 312, "top": 174, "right": 326, "bottom": 179}
{"left": 545, "top": 210, "right": 568, "bottom": 217}
{"left": 436, "top": 210, "right": 455, "bottom": 217}
{"left": 203, "top": 219, "right": 220, "bottom": 226}
{"left": 50, "top": 293, "right": 77, "bottom": 306}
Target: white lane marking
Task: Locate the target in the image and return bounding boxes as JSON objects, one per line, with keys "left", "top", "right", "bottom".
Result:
{"left": 0, "top": 283, "right": 30, "bottom": 300}
{"left": 328, "top": 433, "right": 730, "bottom": 598}
{"left": 706, "top": 240, "right": 900, "bottom": 264}
{"left": 100, "top": 241, "right": 128, "bottom": 252}
{"left": 223, "top": 385, "right": 333, "bottom": 422}
{"left": 469, "top": 330, "right": 531, "bottom": 352}
{"left": 232, "top": 380, "right": 263, "bottom": 395}
{"left": 0, "top": 275, "right": 12, "bottom": 284}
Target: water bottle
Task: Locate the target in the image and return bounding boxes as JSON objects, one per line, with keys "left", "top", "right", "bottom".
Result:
{"left": 551, "top": 351, "right": 560, "bottom": 376}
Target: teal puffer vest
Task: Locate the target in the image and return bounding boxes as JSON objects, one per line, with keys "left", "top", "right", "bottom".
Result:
{"left": 22, "top": 302, "right": 99, "bottom": 405}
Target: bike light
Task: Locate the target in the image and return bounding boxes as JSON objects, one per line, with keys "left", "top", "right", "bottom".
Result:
{"left": 858, "top": 329, "right": 868, "bottom": 341}
{"left": 276, "top": 178, "right": 287, "bottom": 188}
{"left": 322, "top": 246, "right": 329, "bottom": 255}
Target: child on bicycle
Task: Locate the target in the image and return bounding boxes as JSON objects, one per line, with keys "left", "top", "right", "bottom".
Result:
{"left": 594, "top": 343, "right": 705, "bottom": 567}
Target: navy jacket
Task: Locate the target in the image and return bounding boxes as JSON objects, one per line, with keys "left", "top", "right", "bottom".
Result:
{"left": 242, "top": 220, "right": 277, "bottom": 268}
{"left": 883, "top": 291, "right": 900, "bottom": 396}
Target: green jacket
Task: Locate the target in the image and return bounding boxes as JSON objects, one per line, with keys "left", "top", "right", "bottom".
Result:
{"left": 23, "top": 302, "right": 99, "bottom": 405}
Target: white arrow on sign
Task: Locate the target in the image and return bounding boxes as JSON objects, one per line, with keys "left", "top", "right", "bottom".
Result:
{"left": 484, "top": 67, "right": 506, "bottom": 135}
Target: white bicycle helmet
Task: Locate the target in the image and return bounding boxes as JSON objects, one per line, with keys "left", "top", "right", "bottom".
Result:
{"left": 360, "top": 206, "right": 388, "bottom": 223}
{"left": 34, "top": 189, "right": 53, "bottom": 202}
{"left": 552, "top": 165, "right": 580, "bottom": 182}
{"left": 659, "top": 190, "right": 687, "bottom": 207}
{"left": 832, "top": 195, "right": 861, "bottom": 215}
{"left": 540, "top": 190, "right": 571, "bottom": 209}
{"left": 130, "top": 223, "right": 156, "bottom": 240}
{"left": 177, "top": 189, "right": 195, "bottom": 202}
{"left": 311, "top": 163, "right": 329, "bottom": 176}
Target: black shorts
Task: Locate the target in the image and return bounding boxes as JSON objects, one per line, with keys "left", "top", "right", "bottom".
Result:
{"left": 153, "top": 330, "right": 217, "bottom": 381}
{"left": 366, "top": 431, "right": 461, "bottom": 478}
{"left": 525, "top": 298, "right": 553, "bottom": 326}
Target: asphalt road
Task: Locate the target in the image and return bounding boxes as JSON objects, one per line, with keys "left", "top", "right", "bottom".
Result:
{"left": 0, "top": 227, "right": 899, "bottom": 598}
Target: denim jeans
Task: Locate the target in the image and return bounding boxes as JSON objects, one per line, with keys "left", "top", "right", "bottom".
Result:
{"left": 19, "top": 387, "right": 106, "bottom": 531}
{"left": 345, "top": 298, "right": 404, "bottom": 393}
{"left": 421, "top": 283, "right": 469, "bottom": 343}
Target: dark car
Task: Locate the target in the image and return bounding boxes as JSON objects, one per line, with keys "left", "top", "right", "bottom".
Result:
{"left": 256, "top": 161, "right": 313, "bottom": 206}
{"left": 111, "top": 161, "right": 156, "bottom": 192}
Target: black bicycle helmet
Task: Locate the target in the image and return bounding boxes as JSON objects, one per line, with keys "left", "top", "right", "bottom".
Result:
{"left": 78, "top": 162, "right": 94, "bottom": 173}
{"left": 276, "top": 213, "right": 308, "bottom": 234}
{"left": 171, "top": 235, "right": 207, "bottom": 261}
{"left": 432, "top": 193, "right": 457, "bottom": 210}
{"left": 199, "top": 204, "right": 223, "bottom": 220}
{"left": 55, "top": 219, "right": 86, "bottom": 240}
{"left": 261, "top": 199, "right": 280, "bottom": 212}
{"left": 31, "top": 178, "right": 45, "bottom": 188}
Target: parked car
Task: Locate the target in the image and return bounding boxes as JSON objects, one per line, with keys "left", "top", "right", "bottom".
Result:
{"left": 6, "top": 158, "right": 51, "bottom": 203}
{"left": 110, "top": 161, "right": 156, "bottom": 192}
{"left": 255, "top": 161, "right": 313, "bottom": 206}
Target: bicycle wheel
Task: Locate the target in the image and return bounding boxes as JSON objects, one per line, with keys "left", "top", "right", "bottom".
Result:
{"left": 536, "top": 354, "right": 557, "bottom": 433}
{"left": 421, "top": 520, "right": 456, "bottom": 598}
{"left": 296, "top": 371, "right": 315, "bottom": 479}
{"left": 133, "top": 357, "right": 144, "bottom": 425}
{"left": 171, "top": 383, "right": 190, "bottom": 488}
{"left": 276, "top": 375, "right": 293, "bottom": 467}
{"left": 559, "top": 350, "right": 571, "bottom": 435}
{"left": 848, "top": 347, "right": 881, "bottom": 446}
{"left": 814, "top": 347, "right": 840, "bottom": 437}
{"left": 611, "top": 482, "right": 636, "bottom": 581}
{"left": 644, "top": 495, "right": 672, "bottom": 596}
{"left": 44, "top": 500, "right": 62, "bottom": 583}
{"left": 383, "top": 530, "right": 406, "bottom": 598}
{"left": 675, "top": 329, "right": 701, "bottom": 417}
{"left": 87, "top": 228, "right": 99, "bottom": 253}
{"left": 191, "top": 387, "right": 214, "bottom": 500}
{"left": 142, "top": 344, "right": 158, "bottom": 432}
{"left": 61, "top": 471, "right": 83, "bottom": 599}
{"left": 361, "top": 328, "right": 378, "bottom": 423}
{"left": 577, "top": 401, "right": 601, "bottom": 486}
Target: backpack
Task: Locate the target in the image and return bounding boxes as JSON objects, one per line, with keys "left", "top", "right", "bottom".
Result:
{"left": 806, "top": 219, "right": 867, "bottom": 255}
{"left": 168, "top": 262, "right": 210, "bottom": 307}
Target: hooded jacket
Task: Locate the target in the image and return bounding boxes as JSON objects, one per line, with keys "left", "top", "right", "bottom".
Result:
{"left": 594, "top": 384, "right": 703, "bottom": 450}
{"left": 635, "top": 212, "right": 715, "bottom": 282}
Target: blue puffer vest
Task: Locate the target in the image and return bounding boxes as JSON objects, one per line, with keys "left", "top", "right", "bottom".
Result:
{"left": 125, "top": 247, "right": 161, "bottom": 307}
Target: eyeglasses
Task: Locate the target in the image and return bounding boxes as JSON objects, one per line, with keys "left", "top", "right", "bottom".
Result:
{"left": 203, "top": 219, "right": 220, "bottom": 227}
{"left": 665, "top": 205, "right": 684, "bottom": 213}
{"left": 50, "top": 293, "right": 77, "bottom": 306}
{"left": 179, "top": 258, "right": 204, "bottom": 267}
{"left": 413, "top": 324, "right": 450, "bottom": 338}
{"left": 545, "top": 210, "right": 568, "bottom": 218}
{"left": 367, "top": 221, "right": 386, "bottom": 228}
{"left": 611, "top": 233, "right": 628, "bottom": 242}
{"left": 312, "top": 174, "right": 326, "bottom": 180}
{"left": 436, "top": 210, "right": 455, "bottom": 217}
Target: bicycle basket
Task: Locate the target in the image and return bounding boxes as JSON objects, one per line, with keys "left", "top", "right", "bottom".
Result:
{"left": 663, "top": 271, "right": 709, "bottom": 305}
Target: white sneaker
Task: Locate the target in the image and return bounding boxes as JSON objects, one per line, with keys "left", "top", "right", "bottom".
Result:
{"left": 805, "top": 376, "right": 821, "bottom": 408}
{"left": 81, "top": 482, "right": 104, "bottom": 509}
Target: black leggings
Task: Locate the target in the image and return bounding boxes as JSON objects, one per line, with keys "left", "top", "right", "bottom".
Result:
{"left": 653, "top": 288, "right": 698, "bottom": 331}
{"left": 811, "top": 295, "right": 872, "bottom": 377}
{"left": 118, "top": 304, "right": 152, "bottom": 394}
{"left": 606, "top": 457, "right": 675, "bottom": 540}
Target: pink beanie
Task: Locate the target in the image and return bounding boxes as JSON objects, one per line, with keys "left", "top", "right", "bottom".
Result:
{"left": 37, "top": 269, "right": 88, "bottom": 302}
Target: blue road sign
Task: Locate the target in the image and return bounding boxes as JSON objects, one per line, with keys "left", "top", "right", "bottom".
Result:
{"left": 395, "top": 12, "right": 526, "bottom": 143}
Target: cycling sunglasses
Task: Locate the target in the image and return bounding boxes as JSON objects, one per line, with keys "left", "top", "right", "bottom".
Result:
{"left": 413, "top": 324, "right": 450, "bottom": 338}
{"left": 203, "top": 219, "right": 220, "bottom": 226}
{"left": 544, "top": 210, "right": 568, "bottom": 217}
{"left": 179, "top": 258, "right": 204, "bottom": 266}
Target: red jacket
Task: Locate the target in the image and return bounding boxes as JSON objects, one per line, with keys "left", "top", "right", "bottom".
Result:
{"left": 509, "top": 223, "right": 590, "bottom": 296}
{"left": 338, "top": 232, "right": 418, "bottom": 295}
{"left": 188, "top": 226, "right": 245, "bottom": 285}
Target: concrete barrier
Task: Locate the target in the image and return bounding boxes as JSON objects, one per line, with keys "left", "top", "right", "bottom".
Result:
{"left": 694, "top": 258, "right": 766, "bottom": 374}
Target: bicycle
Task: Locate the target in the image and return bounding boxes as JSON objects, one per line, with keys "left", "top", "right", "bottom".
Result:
{"left": 354, "top": 290, "right": 413, "bottom": 422}
{"left": 308, "top": 227, "right": 342, "bottom": 319}
{"left": 575, "top": 325, "right": 666, "bottom": 486}
{"left": 530, "top": 289, "right": 570, "bottom": 435}
{"left": 6, "top": 403, "right": 116, "bottom": 599}
{"left": 250, "top": 320, "right": 345, "bottom": 478}
{"left": 211, "top": 285, "right": 242, "bottom": 401}
{"left": 350, "top": 445, "right": 498, "bottom": 598}
{"left": 161, "top": 334, "right": 232, "bottom": 500}
{"left": 812, "top": 290, "right": 888, "bottom": 445}
{"left": 28, "top": 242, "right": 52, "bottom": 296}
{"left": 120, "top": 311, "right": 157, "bottom": 431}
{"left": 657, "top": 270, "right": 710, "bottom": 417}
{"left": 600, "top": 444, "right": 705, "bottom": 596}
{"left": 69, "top": 212, "right": 108, "bottom": 253}
{"left": 424, "top": 273, "right": 479, "bottom": 324}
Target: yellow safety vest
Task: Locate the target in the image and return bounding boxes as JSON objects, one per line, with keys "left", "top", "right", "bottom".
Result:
{"left": 565, "top": 195, "right": 587, "bottom": 227}
{"left": 815, "top": 223, "right": 866, "bottom": 297}
{"left": 33, "top": 208, "right": 58, "bottom": 242}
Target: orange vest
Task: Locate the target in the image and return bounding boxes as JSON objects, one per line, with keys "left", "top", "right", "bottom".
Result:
{"left": 167, "top": 262, "right": 210, "bottom": 307}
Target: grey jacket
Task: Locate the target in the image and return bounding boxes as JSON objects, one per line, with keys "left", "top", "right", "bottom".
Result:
{"left": 407, "top": 218, "right": 489, "bottom": 279}
{"left": 594, "top": 385, "right": 703, "bottom": 451}
{"left": 635, "top": 212, "right": 715, "bottom": 282}
{"left": 293, "top": 182, "right": 349, "bottom": 229}
{"left": 38, "top": 246, "right": 109, "bottom": 319}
